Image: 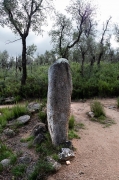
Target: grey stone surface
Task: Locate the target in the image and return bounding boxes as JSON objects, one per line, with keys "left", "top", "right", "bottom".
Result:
{"left": 58, "top": 148, "right": 75, "bottom": 161}
{"left": 88, "top": 111, "right": 94, "bottom": 118}
{"left": 4, "top": 97, "right": 14, "bottom": 103}
{"left": 18, "top": 154, "right": 31, "bottom": 164}
{"left": 27, "top": 102, "right": 40, "bottom": 113}
{"left": 3, "top": 128, "right": 15, "bottom": 138}
{"left": 46, "top": 156, "right": 61, "bottom": 171}
{"left": 0, "top": 159, "right": 10, "bottom": 167}
{"left": 33, "top": 133, "right": 45, "bottom": 145}
{"left": 26, "top": 162, "right": 36, "bottom": 177}
{"left": 108, "top": 105, "right": 116, "bottom": 109}
{"left": 31, "top": 123, "right": 46, "bottom": 136}
{"left": 16, "top": 115, "right": 30, "bottom": 124}
{"left": 47, "top": 58, "right": 72, "bottom": 146}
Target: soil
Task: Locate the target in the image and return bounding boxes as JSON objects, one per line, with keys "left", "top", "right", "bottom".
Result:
{"left": 1, "top": 98, "right": 119, "bottom": 180}
{"left": 48, "top": 98, "right": 119, "bottom": 180}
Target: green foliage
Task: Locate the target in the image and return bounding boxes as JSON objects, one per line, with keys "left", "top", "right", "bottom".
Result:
{"left": 35, "top": 133, "right": 56, "bottom": 157}
{"left": 1, "top": 62, "right": 119, "bottom": 99}
{"left": 0, "top": 142, "right": 13, "bottom": 161}
{"left": 52, "top": 153, "right": 59, "bottom": 161}
{"left": 90, "top": 101, "right": 105, "bottom": 118}
{"left": 75, "top": 122, "right": 85, "bottom": 131}
{"left": 68, "top": 114, "right": 80, "bottom": 139}
{"left": 69, "top": 115, "right": 75, "bottom": 129}
{"left": 68, "top": 130, "right": 80, "bottom": 140}
{"left": 28, "top": 159, "right": 54, "bottom": 180}
{"left": 38, "top": 111, "right": 47, "bottom": 123}
{"left": 0, "top": 105, "right": 28, "bottom": 129}
{"left": 71, "top": 62, "right": 119, "bottom": 99}
{"left": 90, "top": 100, "right": 115, "bottom": 126}
{"left": 20, "top": 136, "right": 34, "bottom": 143}
{"left": 10, "top": 155, "right": 17, "bottom": 165}
{"left": 11, "top": 164, "right": 26, "bottom": 177}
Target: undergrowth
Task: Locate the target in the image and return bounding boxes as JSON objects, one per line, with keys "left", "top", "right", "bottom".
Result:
{"left": 90, "top": 100, "right": 115, "bottom": 127}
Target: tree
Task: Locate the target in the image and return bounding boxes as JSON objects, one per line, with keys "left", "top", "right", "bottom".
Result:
{"left": 0, "top": 0, "right": 53, "bottom": 85}
{"left": 49, "top": 0, "right": 95, "bottom": 59}
{"left": 97, "top": 17, "right": 112, "bottom": 65}
{"left": 49, "top": 13, "right": 73, "bottom": 59}
{"left": 0, "top": 50, "right": 9, "bottom": 69}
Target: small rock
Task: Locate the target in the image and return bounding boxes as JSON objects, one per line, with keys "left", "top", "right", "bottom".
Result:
{"left": 31, "top": 123, "right": 46, "bottom": 136}
{"left": 26, "top": 162, "right": 36, "bottom": 176}
{"left": 79, "top": 171, "right": 84, "bottom": 175}
{"left": 88, "top": 111, "right": 94, "bottom": 118}
{"left": 46, "top": 156, "right": 61, "bottom": 171}
{"left": 27, "top": 102, "right": 41, "bottom": 113}
{"left": 58, "top": 148, "right": 75, "bottom": 161}
{"left": 0, "top": 159, "right": 10, "bottom": 167}
{"left": 108, "top": 106, "right": 116, "bottom": 109}
{"left": 3, "top": 128, "right": 15, "bottom": 138}
{"left": 4, "top": 97, "right": 14, "bottom": 103}
{"left": 66, "top": 161, "right": 71, "bottom": 165}
{"left": 16, "top": 115, "right": 30, "bottom": 124}
{"left": 18, "top": 154, "right": 31, "bottom": 164}
{"left": 33, "top": 133, "right": 45, "bottom": 145}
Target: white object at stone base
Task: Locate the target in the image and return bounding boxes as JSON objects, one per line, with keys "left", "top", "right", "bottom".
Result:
{"left": 66, "top": 161, "right": 71, "bottom": 165}
{"left": 88, "top": 111, "right": 94, "bottom": 118}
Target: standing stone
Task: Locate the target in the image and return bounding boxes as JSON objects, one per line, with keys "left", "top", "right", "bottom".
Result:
{"left": 47, "top": 58, "right": 72, "bottom": 146}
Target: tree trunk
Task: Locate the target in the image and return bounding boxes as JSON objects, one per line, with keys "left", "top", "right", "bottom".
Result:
{"left": 21, "top": 38, "right": 27, "bottom": 85}
{"left": 80, "top": 52, "right": 85, "bottom": 77}
{"left": 97, "top": 51, "right": 103, "bottom": 65}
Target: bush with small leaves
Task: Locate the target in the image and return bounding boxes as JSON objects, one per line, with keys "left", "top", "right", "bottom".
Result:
{"left": 90, "top": 100, "right": 105, "bottom": 118}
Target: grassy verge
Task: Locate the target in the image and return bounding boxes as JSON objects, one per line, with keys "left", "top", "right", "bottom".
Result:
{"left": 90, "top": 100, "right": 115, "bottom": 127}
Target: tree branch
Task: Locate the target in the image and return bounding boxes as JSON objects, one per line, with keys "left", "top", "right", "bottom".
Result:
{"left": 5, "top": 38, "right": 22, "bottom": 44}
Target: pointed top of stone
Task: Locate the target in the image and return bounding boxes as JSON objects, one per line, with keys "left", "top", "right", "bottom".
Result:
{"left": 56, "top": 58, "right": 69, "bottom": 64}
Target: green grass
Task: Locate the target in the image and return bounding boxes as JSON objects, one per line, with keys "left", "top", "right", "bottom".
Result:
{"left": 0, "top": 105, "right": 28, "bottom": 129}
{"left": 0, "top": 142, "right": 15, "bottom": 162}
{"left": 69, "top": 115, "right": 75, "bottom": 129}
{"left": 90, "top": 100, "right": 115, "bottom": 127}
{"left": 38, "top": 111, "right": 47, "bottom": 123}
{"left": 68, "top": 115, "right": 80, "bottom": 139}
{"left": 90, "top": 100, "right": 105, "bottom": 117}
{"left": 75, "top": 122, "right": 85, "bottom": 131}
{"left": 28, "top": 159, "right": 54, "bottom": 180}
{"left": 20, "top": 136, "right": 34, "bottom": 143}
{"left": 68, "top": 129, "right": 80, "bottom": 140}
{"left": 28, "top": 132, "right": 58, "bottom": 179}
{"left": 11, "top": 164, "right": 26, "bottom": 177}
{"left": 35, "top": 133, "right": 56, "bottom": 156}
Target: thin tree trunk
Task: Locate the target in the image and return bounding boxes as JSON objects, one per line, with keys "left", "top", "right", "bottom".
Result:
{"left": 97, "top": 51, "right": 103, "bottom": 65}
{"left": 21, "top": 38, "right": 27, "bottom": 85}
{"left": 81, "top": 53, "right": 85, "bottom": 77}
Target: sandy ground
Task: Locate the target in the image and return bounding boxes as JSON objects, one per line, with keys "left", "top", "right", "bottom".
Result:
{"left": 48, "top": 98, "right": 119, "bottom": 180}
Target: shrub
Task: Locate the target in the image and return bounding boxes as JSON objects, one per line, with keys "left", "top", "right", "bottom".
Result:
{"left": 0, "top": 142, "right": 13, "bottom": 161}
{"left": 90, "top": 100, "right": 105, "bottom": 118}
{"left": 38, "top": 111, "right": 47, "bottom": 123}
{"left": 11, "top": 164, "right": 26, "bottom": 177}
{"left": 68, "top": 130, "right": 80, "bottom": 140}
{"left": 69, "top": 115, "right": 75, "bottom": 129}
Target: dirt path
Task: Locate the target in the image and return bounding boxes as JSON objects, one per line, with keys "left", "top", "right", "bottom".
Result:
{"left": 48, "top": 98, "right": 119, "bottom": 180}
